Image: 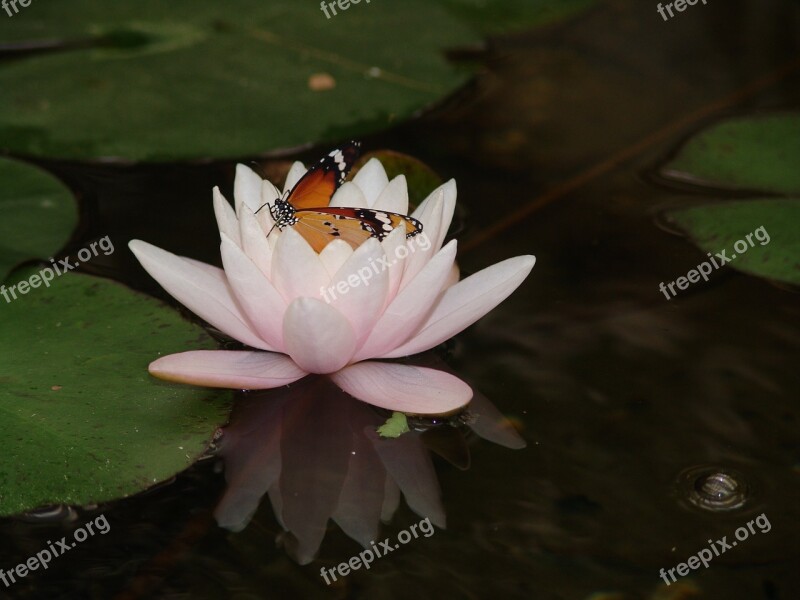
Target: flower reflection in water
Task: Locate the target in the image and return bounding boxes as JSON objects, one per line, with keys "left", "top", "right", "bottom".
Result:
{"left": 214, "top": 371, "right": 523, "bottom": 564}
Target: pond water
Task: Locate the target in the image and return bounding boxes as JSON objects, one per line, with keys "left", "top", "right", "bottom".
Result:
{"left": 2, "top": 0, "right": 800, "bottom": 598}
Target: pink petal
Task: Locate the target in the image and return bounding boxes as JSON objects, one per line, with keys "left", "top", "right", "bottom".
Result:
{"left": 375, "top": 227, "right": 409, "bottom": 306}
{"left": 149, "top": 350, "right": 307, "bottom": 389}
{"left": 220, "top": 234, "right": 286, "bottom": 350}
{"left": 271, "top": 228, "right": 329, "bottom": 303}
{"left": 372, "top": 175, "right": 409, "bottom": 214}
{"left": 383, "top": 255, "right": 535, "bottom": 358}
{"left": 354, "top": 240, "right": 456, "bottom": 361}
{"left": 328, "top": 238, "right": 389, "bottom": 344}
{"left": 283, "top": 161, "right": 307, "bottom": 195}
{"left": 233, "top": 164, "right": 265, "bottom": 216}
{"left": 128, "top": 240, "right": 272, "bottom": 351}
{"left": 283, "top": 298, "right": 357, "bottom": 373}
{"left": 352, "top": 158, "right": 389, "bottom": 206}
{"left": 213, "top": 188, "right": 241, "bottom": 246}
{"left": 330, "top": 362, "right": 472, "bottom": 414}
{"left": 319, "top": 239, "right": 353, "bottom": 277}
{"left": 329, "top": 181, "right": 368, "bottom": 208}
{"left": 238, "top": 205, "right": 273, "bottom": 278}
{"left": 401, "top": 192, "right": 445, "bottom": 288}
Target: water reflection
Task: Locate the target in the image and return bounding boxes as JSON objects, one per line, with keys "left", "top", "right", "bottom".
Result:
{"left": 214, "top": 372, "right": 523, "bottom": 564}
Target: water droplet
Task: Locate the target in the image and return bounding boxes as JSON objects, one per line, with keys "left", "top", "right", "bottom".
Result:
{"left": 679, "top": 466, "right": 749, "bottom": 512}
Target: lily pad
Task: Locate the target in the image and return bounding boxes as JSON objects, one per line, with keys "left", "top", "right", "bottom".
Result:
{"left": 0, "top": 158, "right": 77, "bottom": 281}
{"left": 0, "top": 268, "right": 231, "bottom": 516}
{"left": 436, "top": 0, "right": 596, "bottom": 35}
{"left": 660, "top": 114, "right": 800, "bottom": 195}
{"left": 0, "top": 0, "right": 476, "bottom": 162}
{"left": 663, "top": 200, "right": 800, "bottom": 286}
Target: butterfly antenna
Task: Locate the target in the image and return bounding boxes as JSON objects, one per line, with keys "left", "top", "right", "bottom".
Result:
{"left": 254, "top": 202, "right": 268, "bottom": 215}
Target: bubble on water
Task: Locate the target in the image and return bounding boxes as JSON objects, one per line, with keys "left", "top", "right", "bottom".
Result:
{"left": 679, "top": 466, "right": 750, "bottom": 512}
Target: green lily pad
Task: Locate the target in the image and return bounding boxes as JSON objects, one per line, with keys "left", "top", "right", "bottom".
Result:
{"left": 0, "top": 158, "right": 77, "bottom": 282}
{"left": 660, "top": 114, "right": 800, "bottom": 195}
{"left": 436, "top": 0, "right": 596, "bottom": 35}
{"left": 0, "top": 0, "right": 476, "bottom": 162}
{"left": 356, "top": 150, "right": 443, "bottom": 208}
{"left": 0, "top": 269, "right": 231, "bottom": 516}
{"left": 663, "top": 200, "right": 800, "bottom": 286}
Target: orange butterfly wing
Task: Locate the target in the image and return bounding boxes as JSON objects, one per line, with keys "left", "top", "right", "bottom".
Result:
{"left": 294, "top": 208, "right": 423, "bottom": 252}
{"left": 285, "top": 142, "right": 361, "bottom": 209}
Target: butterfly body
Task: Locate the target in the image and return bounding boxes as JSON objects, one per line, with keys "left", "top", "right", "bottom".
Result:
{"left": 266, "top": 142, "right": 422, "bottom": 252}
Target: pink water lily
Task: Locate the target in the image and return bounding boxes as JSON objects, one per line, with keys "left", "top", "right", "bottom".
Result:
{"left": 129, "top": 156, "right": 534, "bottom": 414}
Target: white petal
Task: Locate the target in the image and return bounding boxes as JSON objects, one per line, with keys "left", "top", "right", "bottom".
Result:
{"left": 330, "top": 362, "right": 472, "bottom": 414}
{"left": 149, "top": 350, "right": 306, "bottom": 389}
{"left": 431, "top": 179, "right": 457, "bottom": 252}
{"left": 128, "top": 240, "right": 273, "bottom": 350}
{"left": 261, "top": 179, "right": 280, "bottom": 205}
{"left": 234, "top": 164, "right": 265, "bottom": 216}
{"left": 319, "top": 239, "right": 353, "bottom": 278}
{"left": 379, "top": 227, "right": 408, "bottom": 304}
{"left": 283, "top": 298, "right": 357, "bottom": 373}
{"left": 410, "top": 180, "right": 456, "bottom": 254}
{"left": 238, "top": 205, "right": 273, "bottom": 278}
{"left": 372, "top": 175, "right": 409, "bottom": 214}
{"left": 220, "top": 234, "right": 286, "bottom": 350}
{"left": 383, "top": 255, "right": 535, "bottom": 358}
{"left": 213, "top": 187, "right": 241, "bottom": 247}
{"left": 328, "top": 238, "right": 390, "bottom": 344}
{"left": 401, "top": 192, "right": 445, "bottom": 288}
{"left": 352, "top": 158, "right": 389, "bottom": 206}
{"left": 354, "top": 240, "right": 456, "bottom": 361}
{"left": 283, "top": 161, "right": 307, "bottom": 195}
{"left": 271, "top": 228, "right": 329, "bottom": 303}
{"left": 329, "top": 181, "right": 368, "bottom": 208}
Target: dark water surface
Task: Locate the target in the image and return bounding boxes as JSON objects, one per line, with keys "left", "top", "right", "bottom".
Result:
{"left": 2, "top": 0, "right": 800, "bottom": 598}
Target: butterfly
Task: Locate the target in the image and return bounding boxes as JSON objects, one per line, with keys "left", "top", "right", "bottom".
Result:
{"left": 264, "top": 141, "right": 423, "bottom": 253}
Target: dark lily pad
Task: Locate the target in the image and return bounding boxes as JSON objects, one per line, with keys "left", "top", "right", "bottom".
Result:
{"left": 0, "top": 158, "right": 77, "bottom": 281}
{"left": 0, "top": 269, "right": 231, "bottom": 516}
{"left": 660, "top": 114, "right": 800, "bottom": 195}
{"left": 663, "top": 200, "right": 800, "bottom": 287}
{"left": 0, "top": 0, "right": 476, "bottom": 162}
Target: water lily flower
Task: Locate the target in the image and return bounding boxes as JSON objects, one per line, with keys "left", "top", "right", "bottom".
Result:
{"left": 129, "top": 155, "right": 534, "bottom": 414}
